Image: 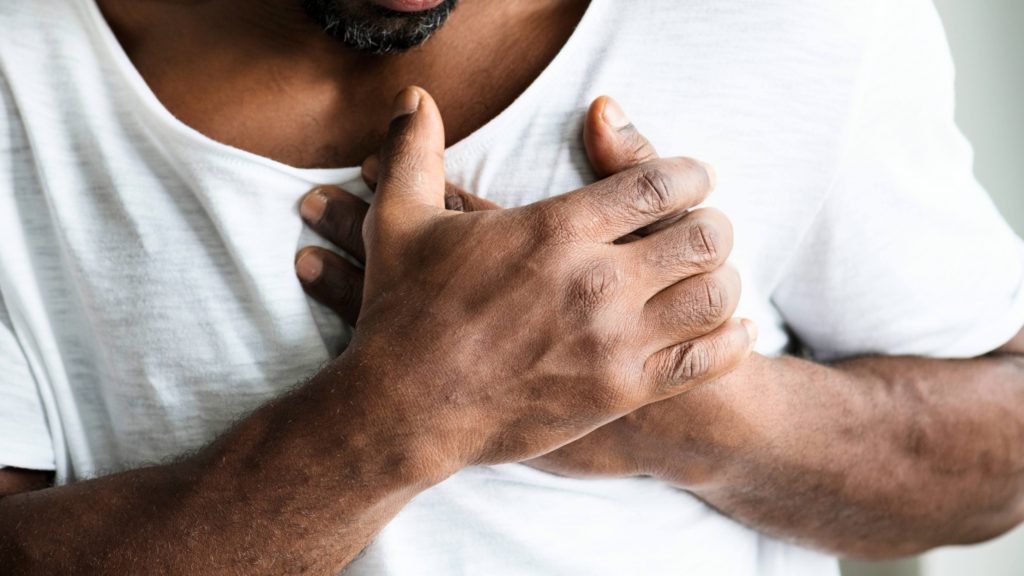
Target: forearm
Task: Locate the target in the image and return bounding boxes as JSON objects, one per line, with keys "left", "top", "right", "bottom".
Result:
{"left": 0, "top": 354, "right": 441, "bottom": 574}
{"left": 632, "top": 351, "right": 1024, "bottom": 558}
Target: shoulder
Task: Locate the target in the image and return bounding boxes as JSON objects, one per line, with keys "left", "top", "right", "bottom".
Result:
{"left": 605, "top": 0, "right": 892, "bottom": 94}
{"left": 624, "top": 0, "right": 952, "bottom": 71}
{"left": 629, "top": 0, "right": 884, "bottom": 44}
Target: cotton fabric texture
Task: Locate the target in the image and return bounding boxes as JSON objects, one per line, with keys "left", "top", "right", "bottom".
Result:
{"left": 2, "top": 0, "right": 1023, "bottom": 574}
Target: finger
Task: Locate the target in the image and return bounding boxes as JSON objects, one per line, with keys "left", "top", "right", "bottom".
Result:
{"left": 535, "top": 157, "right": 715, "bottom": 243}
{"left": 643, "top": 264, "right": 741, "bottom": 346}
{"left": 643, "top": 318, "right": 757, "bottom": 399}
{"left": 628, "top": 207, "right": 733, "bottom": 286}
{"left": 361, "top": 155, "right": 380, "bottom": 191}
{"left": 583, "top": 97, "right": 716, "bottom": 242}
{"left": 583, "top": 96, "right": 660, "bottom": 178}
{"left": 375, "top": 86, "right": 448, "bottom": 217}
{"left": 444, "top": 182, "right": 502, "bottom": 212}
{"left": 299, "top": 185, "right": 369, "bottom": 263}
{"left": 295, "top": 247, "right": 365, "bottom": 326}
{"left": 365, "top": 153, "right": 501, "bottom": 212}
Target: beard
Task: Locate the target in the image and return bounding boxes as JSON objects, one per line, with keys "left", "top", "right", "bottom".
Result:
{"left": 300, "top": 0, "right": 459, "bottom": 54}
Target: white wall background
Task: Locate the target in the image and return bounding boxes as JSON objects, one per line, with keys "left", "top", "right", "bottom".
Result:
{"left": 843, "top": 1, "right": 1024, "bottom": 575}
{"left": 936, "top": 0, "right": 1024, "bottom": 235}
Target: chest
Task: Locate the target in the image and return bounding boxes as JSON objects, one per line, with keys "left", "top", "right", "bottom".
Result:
{"left": 3, "top": 0, "right": 865, "bottom": 471}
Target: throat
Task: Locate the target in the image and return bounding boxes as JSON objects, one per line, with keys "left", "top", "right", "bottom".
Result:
{"left": 98, "top": 0, "right": 589, "bottom": 169}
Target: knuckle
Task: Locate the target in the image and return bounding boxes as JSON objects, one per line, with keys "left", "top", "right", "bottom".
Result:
{"left": 532, "top": 202, "right": 580, "bottom": 245}
{"left": 687, "top": 219, "right": 722, "bottom": 265}
{"left": 631, "top": 165, "right": 674, "bottom": 216}
{"left": 567, "top": 260, "right": 622, "bottom": 314}
{"left": 658, "top": 276, "right": 731, "bottom": 332}
{"left": 341, "top": 211, "right": 364, "bottom": 250}
{"left": 694, "top": 274, "right": 729, "bottom": 325}
{"left": 626, "top": 133, "right": 657, "bottom": 165}
{"left": 667, "top": 341, "right": 714, "bottom": 383}
{"left": 444, "top": 192, "right": 467, "bottom": 212}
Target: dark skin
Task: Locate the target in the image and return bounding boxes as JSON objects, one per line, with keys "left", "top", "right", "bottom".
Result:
{"left": 100, "top": 0, "right": 589, "bottom": 167}
{"left": 0, "top": 78, "right": 746, "bottom": 576}
{"left": 295, "top": 98, "right": 1024, "bottom": 557}
{"left": 3, "top": 0, "right": 1024, "bottom": 568}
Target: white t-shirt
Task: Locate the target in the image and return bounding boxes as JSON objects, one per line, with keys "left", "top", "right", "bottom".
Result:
{"left": 3, "top": 0, "right": 1023, "bottom": 574}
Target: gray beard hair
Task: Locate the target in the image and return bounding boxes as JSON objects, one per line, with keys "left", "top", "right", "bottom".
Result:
{"left": 301, "top": 0, "right": 458, "bottom": 54}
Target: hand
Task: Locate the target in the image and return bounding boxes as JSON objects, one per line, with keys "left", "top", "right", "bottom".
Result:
{"left": 294, "top": 154, "right": 502, "bottom": 326}
{"left": 296, "top": 95, "right": 699, "bottom": 480}
{"left": 298, "top": 87, "right": 754, "bottom": 478}
{"left": 295, "top": 95, "right": 713, "bottom": 325}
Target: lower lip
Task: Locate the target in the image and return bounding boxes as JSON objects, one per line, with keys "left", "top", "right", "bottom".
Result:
{"left": 374, "top": 0, "right": 445, "bottom": 12}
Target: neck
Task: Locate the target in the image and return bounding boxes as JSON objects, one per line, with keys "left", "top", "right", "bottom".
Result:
{"left": 96, "top": 0, "right": 589, "bottom": 168}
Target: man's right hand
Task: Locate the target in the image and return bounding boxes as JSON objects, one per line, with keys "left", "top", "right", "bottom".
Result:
{"left": 335, "top": 86, "right": 755, "bottom": 477}
{"left": 0, "top": 86, "right": 752, "bottom": 576}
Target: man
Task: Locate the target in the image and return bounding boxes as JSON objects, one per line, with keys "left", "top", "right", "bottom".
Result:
{"left": 1, "top": 0, "right": 1023, "bottom": 575}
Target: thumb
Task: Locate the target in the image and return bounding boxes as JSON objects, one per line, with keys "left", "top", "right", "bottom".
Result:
{"left": 583, "top": 96, "right": 660, "bottom": 178}
{"left": 375, "top": 86, "right": 448, "bottom": 217}
{"left": 360, "top": 153, "right": 501, "bottom": 213}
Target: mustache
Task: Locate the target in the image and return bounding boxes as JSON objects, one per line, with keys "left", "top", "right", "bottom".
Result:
{"left": 301, "top": 0, "right": 458, "bottom": 54}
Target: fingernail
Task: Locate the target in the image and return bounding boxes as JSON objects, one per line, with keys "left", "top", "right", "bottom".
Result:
{"left": 444, "top": 193, "right": 466, "bottom": 212}
{"left": 741, "top": 319, "right": 758, "bottom": 346}
{"left": 299, "top": 191, "right": 328, "bottom": 223}
{"left": 602, "top": 97, "right": 631, "bottom": 130}
{"left": 701, "top": 162, "right": 718, "bottom": 190}
{"left": 392, "top": 87, "right": 421, "bottom": 119}
{"left": 362, "top": 155, "right": 380, "bottom": 184}
{"left": 295, "top": 251, "right": 323, "bottom": 283}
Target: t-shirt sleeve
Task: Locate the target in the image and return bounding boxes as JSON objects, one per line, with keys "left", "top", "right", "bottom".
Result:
{"left": 0, "top": 290, "right": 54, "bottom": 471}
{"left": 771, "top": 0, "right": 1024, "bottom": 362}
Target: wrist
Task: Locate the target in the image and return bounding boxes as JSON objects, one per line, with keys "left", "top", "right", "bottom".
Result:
{"left": 311, "top": 342, "right": 465, "bottom": 487}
